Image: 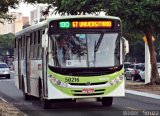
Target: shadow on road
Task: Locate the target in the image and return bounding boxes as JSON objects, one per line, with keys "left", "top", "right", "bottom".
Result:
{"left": 21, "top": 99, "right": 122, "bottom": 116}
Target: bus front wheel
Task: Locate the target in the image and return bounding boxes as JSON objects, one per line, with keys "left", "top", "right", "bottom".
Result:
{"left": 41, "top": 98, "right": 51, "bottom": 109}
{"left": 101, "top": 97, "right": 113, "bottom": 106}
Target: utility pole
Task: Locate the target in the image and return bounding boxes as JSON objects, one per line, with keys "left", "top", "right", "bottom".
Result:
{"left": 143, "top": 36, "right": 152, "bottom": 84}
{"left": 145, "top": 43, "right": 151, "bottom": 84}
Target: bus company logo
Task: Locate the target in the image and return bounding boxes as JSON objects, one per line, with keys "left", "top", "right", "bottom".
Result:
{"left": 86, "top": 82, "right": 91, "bottom": 86}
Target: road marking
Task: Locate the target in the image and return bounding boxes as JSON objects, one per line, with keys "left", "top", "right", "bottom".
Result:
{"left": 0, "top": 97, "right": 7, "bottom": 102}
{"left": 0, "top": 79, "right": 14, "bottom": 82}
{"left": 125, "top": 107, "right": 140, "bottom": 111}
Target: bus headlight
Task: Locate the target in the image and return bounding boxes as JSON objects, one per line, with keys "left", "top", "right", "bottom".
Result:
{"left": 119, "top": 75, "right": 123, "bottom": 80}
{"left": 109, "top": 75, "right": 123, "bottom": 86}
{"left": 49, "top": 75, "right": 68, "bottom": 88}
{"left": 109, "top": 81, "right": 114, "bottom": 85}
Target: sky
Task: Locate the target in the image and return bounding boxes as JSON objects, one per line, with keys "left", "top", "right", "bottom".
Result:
{"left": 9, "top": 2, "right": 37, "bottom": 17}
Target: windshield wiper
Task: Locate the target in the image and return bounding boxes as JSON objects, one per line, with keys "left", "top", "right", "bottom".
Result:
{"left": 94, "top": 33, "right": 104, "bottom": 52}
{"left": 93, "top": 33, "right": 104, "bottom": 65}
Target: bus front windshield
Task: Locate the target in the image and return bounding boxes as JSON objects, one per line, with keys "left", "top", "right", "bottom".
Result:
{"left": 49, "top": 32, "right": 120, "bottom": 68}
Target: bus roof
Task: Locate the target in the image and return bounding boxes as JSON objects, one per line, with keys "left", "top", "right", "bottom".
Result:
{"left": 15, "top": 20, "right": 48, "bottom": 36}
{"left": 15, "top": 15, "right": 121, "bottom": 36}
{"left": 47, "top": 15, "right": 121, "bottom": 23}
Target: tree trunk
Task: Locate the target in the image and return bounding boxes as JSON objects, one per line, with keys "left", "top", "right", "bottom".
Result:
{"left": 144, "top": 25, "right": 160, "bottom": 85}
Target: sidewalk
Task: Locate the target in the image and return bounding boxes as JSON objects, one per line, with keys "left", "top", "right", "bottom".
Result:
{"left": 0, "top": 98, "right": 24, "bottom": 116}
{"left": 125, "top": 80, "right": 160, "bottom": 99}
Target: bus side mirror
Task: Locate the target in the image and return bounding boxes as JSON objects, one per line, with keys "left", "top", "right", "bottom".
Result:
{"left": 122, "top": 37, "right": 129, "bottom": 55}
{"left": 42, "top": 28, "right": 48, "bottom": 48}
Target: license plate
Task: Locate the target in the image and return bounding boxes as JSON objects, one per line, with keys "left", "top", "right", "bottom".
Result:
{"left": 82, "top": 89, "right": 94, "bottom": 93}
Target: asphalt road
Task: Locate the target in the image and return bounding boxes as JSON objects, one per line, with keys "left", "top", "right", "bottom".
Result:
{"left": 0, "top": 73, "right": 160, "bottom": 116}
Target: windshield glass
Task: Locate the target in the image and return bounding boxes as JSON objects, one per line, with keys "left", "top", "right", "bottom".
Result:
{"left": 0, "top": 64, "right": 8, "bottom": 68}
{"left": 157, "top": 63, "right": 160, "bottom": 68}
{"left": 49, "top": 32, "right": 120, "bottom": 68}
{"left": 136, "top": 65, "right": 144, "bottom": 70}
{"left": 124, "top": 63, "right": 130, "bottom": 68}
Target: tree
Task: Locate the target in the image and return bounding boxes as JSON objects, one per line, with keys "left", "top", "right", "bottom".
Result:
{"left": 32, "top": 0, "right": 160, "bottom": 84}
{"left": 23, "top": 0, "right": 104, "bottom": 15}
{"left": 0, "top": 0, "right": 19, "bottom": 23}
{"left": 104, "top": 0, "right": 160, "bottom": 84}
{"left": 0, "top": 33, "right": 15, "bottom": 56}
{"left": 128, "top": 40, "right": 145, "bottom": 63}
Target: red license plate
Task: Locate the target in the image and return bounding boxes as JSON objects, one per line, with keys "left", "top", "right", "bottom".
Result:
{"left": 82, "top": 89, "right": 94, "bottom": 93}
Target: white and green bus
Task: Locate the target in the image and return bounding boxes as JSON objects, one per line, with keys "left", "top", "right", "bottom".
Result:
{"left": 14, "top": 15, "right": 129, "bottom": 109}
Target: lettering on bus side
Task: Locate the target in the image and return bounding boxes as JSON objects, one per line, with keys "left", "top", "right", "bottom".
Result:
{"left": 65, "top": 77, "right": 79, "bottom": 83}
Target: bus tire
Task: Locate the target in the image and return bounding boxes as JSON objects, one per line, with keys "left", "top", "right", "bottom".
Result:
{"left": 6, "top": 75, "right": 10, "bottom": 79}
{"left": 41, "top": 98, "right": 51, "bottom": 109}
{"left": 22, "top": 77, "right": 30, "bottom": 100}
{"left": 24, "top": 93, "right": 31, "bottom": 100}
{"left": 101, "top": 97, "right": 113, "bottom": 106}
{"left": 39, "top": 81, "right": 51, "bottom": 109}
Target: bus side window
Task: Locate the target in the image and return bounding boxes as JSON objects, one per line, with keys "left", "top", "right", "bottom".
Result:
{"left": 37, "top": 30, "right": 42, "bottom": 59}
{"left": 14, "top": 38, "right": 18, "bottom": 60}
{"left": 33, "top": 31, "right": 38, "bottom": 59}
{"left": 30, "top": 33, "right": 33, "bottom": 59}
{"left": 22, "top": 35, "right": 26, "bottom": 60}
{"left": 20, "top": 37, "right": 23, "bottom": 60}
{"left": 14, "top": 37, "right": 16, "bottom": 48}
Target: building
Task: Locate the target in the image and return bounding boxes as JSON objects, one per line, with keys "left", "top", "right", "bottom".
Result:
{"left": 22, "top": 16, "right": 30, "bottom": 29}
{"left": 30, "top": 4, "right": 60, "bottom": 25}
{"left": 30, "top": 5, "right": 48, "bottom": 25}
{"left": 11, "top": 12, "right": 23, "bottom": 33}
{"left": 0, "top": 12, "right": 29, "bottom": 34}
{"left": 0, "top": 19, "right": 14, "bottom": 34}
{"left": 23, "top": 16, "right": 29, "bottom": 26}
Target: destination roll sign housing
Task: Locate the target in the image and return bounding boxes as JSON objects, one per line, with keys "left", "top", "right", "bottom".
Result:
{"left": 58, "top": 20, "right": 113, "bottom": 29}
{"left": 49, "top": 18, "right": 120, "bottom": 33}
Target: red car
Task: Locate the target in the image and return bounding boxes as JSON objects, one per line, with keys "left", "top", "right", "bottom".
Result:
{"left": 125, "top": 63, "right": 144, "bottom": 81}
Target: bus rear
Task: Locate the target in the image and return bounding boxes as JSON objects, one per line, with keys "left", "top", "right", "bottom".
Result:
{"left": 45, "top": 16, "right": 124, "bottom": 107}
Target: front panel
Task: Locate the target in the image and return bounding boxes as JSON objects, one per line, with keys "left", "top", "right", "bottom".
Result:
{"left": 47, "top": 67, "right": 124, "bottom": 99}
{"left": 47, "top": 17, "right": 123, "bottom": 99}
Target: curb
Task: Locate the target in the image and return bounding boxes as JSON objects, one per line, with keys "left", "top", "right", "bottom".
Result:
{"left": 126, "top": 89, "right": 160, "bottom": 100}
{"left": 0, "top": 97, "right": 7, "bottom": 102}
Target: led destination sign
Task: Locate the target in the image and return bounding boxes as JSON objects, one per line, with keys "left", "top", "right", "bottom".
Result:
{"left": 59, "top": 20, "right": 113, "bottom": 29}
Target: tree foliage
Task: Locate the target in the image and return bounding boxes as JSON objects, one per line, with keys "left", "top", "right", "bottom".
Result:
{"left": 2, "top": 0, "right": 160, "bottom": 84}
{"left": 39, "top": 0, "right": 160, "bottom": 84}
{"left": 0, "top": 0, "right": 19, "bottom": 23}
{"left": 105, "top": 0, "right": 160, "bottom": 33}
{"left": 0, "top": 33, "right": 15, "bottom": 56}
{"left": 52, "top": 0, "right": 104, "bottom": 15}
{"left": 128, "top": 40, "right": 145, "bottom": 63}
